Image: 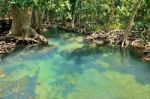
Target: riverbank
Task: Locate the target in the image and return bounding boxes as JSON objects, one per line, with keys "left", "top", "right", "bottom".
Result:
{"left": 0, "top": 18, "right": 48, "bottom": 57}
{"left": 0, "top": 19, "right": 150, "bottom": 61}
{"left": 41, "top": 22, "right": 150, "bottom": 61}
{"left": 85, "top": 30, "right": 150, "bottom": 61}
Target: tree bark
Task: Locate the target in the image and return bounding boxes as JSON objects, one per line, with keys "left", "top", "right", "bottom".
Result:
{"left": 31, "top": 8, "right": 46, "bottom": 33}
{"left": 70, "top": 0, "right": 80, "bottom": 28}
{"left": 31, "top": 9, "right": 53, "bottom": 35}
{"left": 10, "top": 5, "right": 48, "bottom": 45}
{"left": 121, "top": 0, "right": 142, "bottom": 47}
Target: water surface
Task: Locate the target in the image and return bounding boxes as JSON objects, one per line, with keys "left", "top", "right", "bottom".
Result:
{"left": 0, "top": 29, "right": 150, "bottom": 99}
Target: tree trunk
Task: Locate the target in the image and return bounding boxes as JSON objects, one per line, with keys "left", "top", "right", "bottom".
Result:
{"left": 71, "top": 13, "right": 75, "bottom": 28}
{"left": 31, "top": 9, "right": 38, "bottom": 29}
{"left": 10, "top": 5, "right": 48, "bottom": 45}
{"left": 31, "top": 8, "right": 46, "bottom": 33}
{"left": 121, "top": 0, "right": 142, "bottom": 47}
{"left": 70, "top": 0, "right": 80, "bottom": 28}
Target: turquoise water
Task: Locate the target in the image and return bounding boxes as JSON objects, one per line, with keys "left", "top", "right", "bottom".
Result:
{"left": 0, "top": 29, "right": 150, "bottom": 99}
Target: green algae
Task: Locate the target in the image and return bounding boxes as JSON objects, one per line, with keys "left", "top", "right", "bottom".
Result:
{"left": 0, "top": 30, "right": 150, "bottom": 99}
{"left": 67, "top": 70, "right": 150, "bottom": 99}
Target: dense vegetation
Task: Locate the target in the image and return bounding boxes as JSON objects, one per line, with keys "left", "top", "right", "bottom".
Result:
{"left": 0, "top": 0, "right": 150, "bottom": 59}
{"left": 0, "top": 0, "right": 150, "bottom": 31}
{"left": 0, "top": 0, "right": 150, "bottom": 98}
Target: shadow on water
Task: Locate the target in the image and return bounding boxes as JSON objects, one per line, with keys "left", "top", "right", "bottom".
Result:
{"left": 119, "top": 48, "right": 150, "bottom": 85}
{"left": 67, "top": 44, "right": 150, "bottom": 85}
{"left": 113, "top": 47, "right": 150, "bottom": 85}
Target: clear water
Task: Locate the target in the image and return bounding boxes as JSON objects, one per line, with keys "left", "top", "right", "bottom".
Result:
{"left": 0, "top": 29, "right": 150, "bottom": 99}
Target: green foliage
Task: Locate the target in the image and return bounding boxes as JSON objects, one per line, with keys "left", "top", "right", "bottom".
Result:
{"left": 0, "top": 0, "right": 50, "bottom": 14}
{"left": 133, "top": 0, "right": 150, "bottom": 30}
{"left": 0, "top": 0, "right": 10, "bottom": 17}
{"left": 0, "top": 0, "right": 149, "bottom": 31}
